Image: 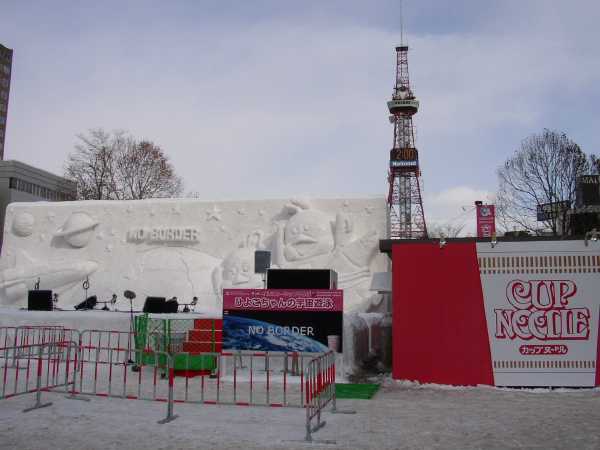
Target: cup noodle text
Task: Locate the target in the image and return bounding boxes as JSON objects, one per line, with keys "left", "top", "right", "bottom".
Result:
{"left": 495, "top": 280, "right": 590, "bottom": 341}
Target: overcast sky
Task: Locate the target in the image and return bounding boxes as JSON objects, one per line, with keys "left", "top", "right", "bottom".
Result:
{"left": 1, "top": 0, "right": 599, "bottom": 233}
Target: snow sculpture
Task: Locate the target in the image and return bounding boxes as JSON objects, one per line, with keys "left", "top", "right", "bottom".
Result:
{"left": 0, "top": 197, "right": 386, "bottom": 313}
{"left": 12, "top": 212, "right": 35, "bottom": 237}
{"left": 54, "top": 212, "right": 99, "bottom": 248}
{"left": 212, "top": 231, "right": 265, "bottom": 295}
{"left": 271, "top": 200, "right": 380, "bottom": 310}
{"left": 0, "top": 251, "right": 98, "bottom": 303}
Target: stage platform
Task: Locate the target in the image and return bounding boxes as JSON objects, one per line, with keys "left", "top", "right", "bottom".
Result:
{"left": 0, "top": 307, "right": 216, "bottom": 332}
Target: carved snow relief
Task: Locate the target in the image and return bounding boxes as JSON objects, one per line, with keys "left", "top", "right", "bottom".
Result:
{"left": 0, "top": 198, "right": 387, "bottom": 312}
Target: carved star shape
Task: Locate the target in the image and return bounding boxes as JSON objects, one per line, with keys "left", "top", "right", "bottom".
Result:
{"left": 206, "top": 205, "right": 222, "bottom": 221}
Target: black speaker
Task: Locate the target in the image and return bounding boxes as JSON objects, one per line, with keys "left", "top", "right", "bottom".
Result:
{"left": 165, "top": 299, "right": 179, "bottom": 313}
{"left": 570, "top": 213, "right": 600, "bottom": 235}
{"left": 254, "top": 250, "right": 271, "bottom": 274}
{"left": 143, "top": 297, "right": 166, "bottom": 313}
{"left": 75, "top": 295, "right": 97, "bottom": 310}
{"left": 28, "top": 290, "right": 53, "bottom": 311}
{"left": 266, "top": 269, "right": 338, "bottom": 289}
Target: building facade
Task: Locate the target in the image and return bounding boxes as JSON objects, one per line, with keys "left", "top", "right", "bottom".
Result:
{"left": 0, "top": 160, "right": 77, "bottom": 247}
{"left": 0, "top": 44, "right": 12, "bottom": 160}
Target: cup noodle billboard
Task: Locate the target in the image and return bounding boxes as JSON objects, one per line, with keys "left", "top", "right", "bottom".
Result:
{"left": 392, "top": 240, "right": 600, "bottom": 387}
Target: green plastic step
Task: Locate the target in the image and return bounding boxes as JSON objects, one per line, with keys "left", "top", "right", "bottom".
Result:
{"left": 335, "top": 383, "right": 380, "bottom": 399}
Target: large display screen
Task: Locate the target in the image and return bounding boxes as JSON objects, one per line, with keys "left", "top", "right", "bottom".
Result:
{"left": 223, "top": 289, "right": 343, "bottom": 353}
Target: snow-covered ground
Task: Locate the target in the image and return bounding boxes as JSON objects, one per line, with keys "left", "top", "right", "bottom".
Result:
{"left": 2, "top": 378, "right": 600, "bottom": 449}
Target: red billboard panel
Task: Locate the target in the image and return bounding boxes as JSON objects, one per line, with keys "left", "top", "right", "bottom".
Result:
{"left": 476, "top": 204, "right": 496, "bottom": 238}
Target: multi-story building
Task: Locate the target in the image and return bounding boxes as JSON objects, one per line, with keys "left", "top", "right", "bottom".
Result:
{"left": 0, "top": 160, "right": 77, "bottom": 247}
{"left": 0, "top": 44, "right": 12, "bottom": 160}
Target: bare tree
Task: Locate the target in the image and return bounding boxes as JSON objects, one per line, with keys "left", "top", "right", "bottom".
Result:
{"left": 496, "top": 129, "right": 590, "bottom": 235}
{"left": 115, "top": 140, "right": 183, "bottom": 199}
{"left": 428, "top": 222, "right": 466, "bottom": 238}
{"left": 65, "top": 129, "right": 183, "bottom": 200}
{"left": 65, "top": 129, "right": 117, "bottom": 200}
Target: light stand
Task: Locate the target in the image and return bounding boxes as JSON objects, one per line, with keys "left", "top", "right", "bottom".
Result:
{"left": 181, "top": 296, "right": 198, "bottom": 313}
{"left": 82, "top": 277, "right": 90, "bottom": 303}
{"left": 98, "top": 294, "right": 118, "bottom": 311}
{"left": 123, "top": 290, "right": 137, "bottom": 366}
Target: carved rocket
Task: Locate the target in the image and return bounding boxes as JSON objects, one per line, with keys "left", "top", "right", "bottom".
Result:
{"left": 0, "top": 251, "right": 98, "bottom": 302}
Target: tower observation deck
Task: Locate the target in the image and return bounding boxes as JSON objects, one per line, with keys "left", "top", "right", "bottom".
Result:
{"left": 387, "top": 45, "right": 427, "bottom": 239}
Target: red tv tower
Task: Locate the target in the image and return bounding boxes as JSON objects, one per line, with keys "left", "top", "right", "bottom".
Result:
{"left": 386, "top": 36, "right": 427, "bottom": 239}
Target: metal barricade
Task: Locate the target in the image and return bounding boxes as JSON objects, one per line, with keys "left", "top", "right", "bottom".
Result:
{"left": 1, "top": 324, "right": 356, "bottom": 436}
{"left": 304, "top": 351, "right": 337, "bottom": 442}
{"left": 78, "top": 329, "right": 134, "bottom": 365}
{"left": 170, "top": 350, "right": 314, "bottom": 408}
{"left": 71, "top": 338, "right": 177, "bottom": 424}
{"left": 0, "top": 341, "right": 78, "bottom": 405}
{"left": 0, "top": 326, "right": 78, "bottom": 369}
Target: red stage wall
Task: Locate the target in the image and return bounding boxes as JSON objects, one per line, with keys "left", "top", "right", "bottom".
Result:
{"left": 392, "top": 241, "right": 494, "bottom": 385}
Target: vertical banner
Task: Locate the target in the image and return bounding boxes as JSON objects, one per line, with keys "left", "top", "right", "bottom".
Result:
{"left": 223, "top": 289, "right": 343, "bottom": 353}
{"left": 476, "top": 204, "right": 496, "bottom": 238}
{"left": 477, "top": 241, "right": 600, "bottom": 386}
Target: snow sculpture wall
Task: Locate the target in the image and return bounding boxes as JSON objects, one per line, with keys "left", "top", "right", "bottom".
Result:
{"left": 0, "top": 197, "right": 388, "bottom": 314}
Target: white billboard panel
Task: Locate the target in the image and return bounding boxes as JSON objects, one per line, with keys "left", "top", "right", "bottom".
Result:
{"left": 477, "top": 240, "right": 600, "bottom": 386}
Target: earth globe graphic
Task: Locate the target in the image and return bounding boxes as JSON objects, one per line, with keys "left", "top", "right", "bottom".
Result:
{"left": 223, "top": 316, "right": 328, "bottom": 353}
{"left": 12, "top": 212, "right": 35, "bottom": 237}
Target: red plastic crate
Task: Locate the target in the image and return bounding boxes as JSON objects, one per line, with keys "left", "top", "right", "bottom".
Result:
{"left": 182, "top": 341, "right": 220, "bottom": 353}
{"left": 188, "top": 329, "right": 222, "bottom": 341}
{"left": 194, "top": 318, "right": 222, "bottom": 330}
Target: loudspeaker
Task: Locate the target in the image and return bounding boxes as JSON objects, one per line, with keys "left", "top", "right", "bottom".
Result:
{"left": 143, "top": 297, "right": 166, "bottom": 313}
{"left": 254, "top": 250, "right": 271, "bottom": 274}
{"left": 266, "top": 269, "right": 338, "bottom": 289}
{"left": 28, "top": 290, "right": 53, "bottom": 311}
{"left": 165, "top": 299, "right": 179, "bottom": 313}
{"left": 75, "top": 295, "right": 97, "bottom": 310}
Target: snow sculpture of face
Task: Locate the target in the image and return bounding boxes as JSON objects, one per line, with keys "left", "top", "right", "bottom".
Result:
{"left": 284, "top": 210, "right": 334, "bottom": 261}
{"left": 221, "top": 248, "right": 254, "bottom": 287}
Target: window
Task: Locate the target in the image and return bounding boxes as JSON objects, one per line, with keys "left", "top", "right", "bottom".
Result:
{"left": 8, "top": 176, "right": 74, "bottom": 201}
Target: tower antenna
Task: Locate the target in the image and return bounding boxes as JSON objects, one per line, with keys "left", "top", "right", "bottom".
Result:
{"left": 400, "top": 0, "right": 405, "bottom": 46}
{"left": 386, "top": 2, "right": 428, "bottom": 239}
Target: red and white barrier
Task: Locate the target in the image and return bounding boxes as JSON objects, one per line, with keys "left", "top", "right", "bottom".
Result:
{"left": 1, "top": 325, "right": 340, "bottom": 434}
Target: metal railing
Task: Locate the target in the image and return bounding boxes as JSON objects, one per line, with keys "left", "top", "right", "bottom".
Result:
{"left": 0, "top": 341, "right": 78, "bottom": 407}
{"left": 0, "top": 325, "right": 351, "bottom": 436}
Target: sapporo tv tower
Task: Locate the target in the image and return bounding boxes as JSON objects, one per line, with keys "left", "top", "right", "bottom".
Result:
{"left": 387, "top": 12, "right": 427, "bottom": 239}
